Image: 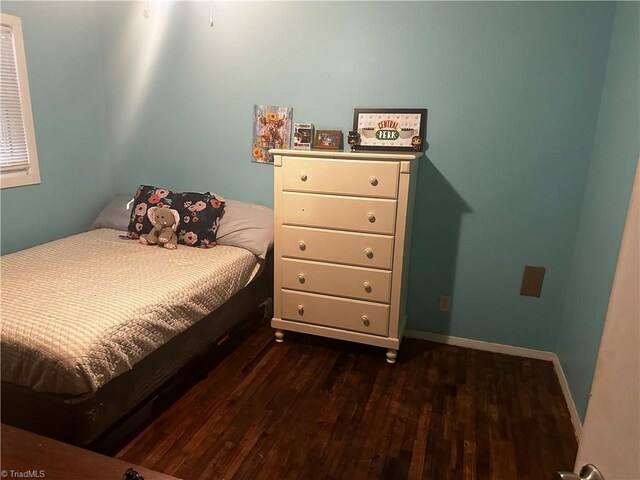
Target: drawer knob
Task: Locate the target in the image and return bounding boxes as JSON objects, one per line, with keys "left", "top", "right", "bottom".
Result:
{"left": 367, "top": 213, "right": 376, "bottom": 223}
{"left": 363, "top": 282, "right": 372, "bottom": 293}
{"left": 298, "top": 241, "right": 306, "bottom": 251}
{"left": 300, "top": 172, "right": 308, "bottom": 181}
{"left": 362, "top": 315, "right": 370, "bottom": 327}
{"left": 369, "top": 176, "right": 378, "bottom": 186}
{"left": 298, "top": 273, "right": 305, "bottom": 283}
{"left": 297, "top": 305, "right": 304, "bottom": 315}
{"left": 364, "top": 248, "right": 374, "bottom": 259}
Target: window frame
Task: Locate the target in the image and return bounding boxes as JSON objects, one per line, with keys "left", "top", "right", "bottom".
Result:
{"left": 0, "top": 13, "right": 40, "bottom": 189}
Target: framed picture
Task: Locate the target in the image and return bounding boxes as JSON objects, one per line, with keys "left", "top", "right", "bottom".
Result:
{"left": 314, "top": 130, "right": 343, "bottom": 150}
{"left": 252, "top": 105, "right": 293, "bottom": 164}
{"left": 352, "top": 108, "right": 428, "bottom": 152}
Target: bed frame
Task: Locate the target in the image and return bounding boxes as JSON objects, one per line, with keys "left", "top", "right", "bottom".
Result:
{"left": 1, "top": 252, "right": 273, "bottom": 452}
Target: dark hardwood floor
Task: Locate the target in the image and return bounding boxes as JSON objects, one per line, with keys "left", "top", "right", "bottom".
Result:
{"left": 117, "top": 325, "right": 577, "bottom": 480}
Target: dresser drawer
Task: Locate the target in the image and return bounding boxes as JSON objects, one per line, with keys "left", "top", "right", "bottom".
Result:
{"left": 280, "top": 226, "right": 394, "bottom": 269}
{"left": 282, "top": 157, "right": 399, "bottom": 198}
{"left": 282, "top": 258, "right": 392, "bottom": 303}
{"left": 281, "top": 290, "right": 389, "bottom": 336}
{"left": 282, "top": 192, "right": 396, "bottom": 235}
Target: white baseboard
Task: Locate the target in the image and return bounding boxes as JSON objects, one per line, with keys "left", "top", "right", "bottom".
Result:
{"left": 552, "top": 354, "right": 583, "bottom": 441}
{"left": 404, "top": 329, "right": 555, "bottom": 360}
{"left": 404, "top": 329, "right": 583, "bottom": 441}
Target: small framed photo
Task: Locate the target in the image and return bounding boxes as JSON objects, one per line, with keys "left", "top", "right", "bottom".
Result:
{"left": 314, "top": 130, "right": 343, "bottom": 150}
{"left": 352, "top": 108, "right": 428, "bottom": 152}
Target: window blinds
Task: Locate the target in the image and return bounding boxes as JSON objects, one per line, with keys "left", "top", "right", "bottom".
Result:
{"left": 0, "top": 24, "right": 29, "bottom": 172}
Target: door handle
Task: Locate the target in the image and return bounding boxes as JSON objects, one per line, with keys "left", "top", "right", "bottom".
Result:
{"left": 556, "top": 464, "right": 604, "bottom": 480}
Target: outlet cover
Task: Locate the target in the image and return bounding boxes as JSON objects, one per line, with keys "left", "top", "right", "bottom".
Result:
{"left": 439, "top": 295, "right": 451, "bottom": 312}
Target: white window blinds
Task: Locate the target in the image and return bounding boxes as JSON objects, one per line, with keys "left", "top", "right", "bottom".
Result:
{"left": 0, "top": 24, "right": 29, "bottom": 172}
{"left": 0, "top": 14, "right": 39, "bottom": 189}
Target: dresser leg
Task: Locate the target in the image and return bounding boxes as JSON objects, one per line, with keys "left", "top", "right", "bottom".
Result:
{"left": 275, "top": 330, "right": 285, "bottom": 343}
{"left": 386, "top": 349, "right": 397, "bottom": 364}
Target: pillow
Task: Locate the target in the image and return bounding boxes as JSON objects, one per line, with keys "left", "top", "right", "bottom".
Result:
{"left": 126, "top": 185, "right": 175, "bottom": 239}
{"left": 172, "top": 191, "right": 225, "bottom": 248}
{"left": 90, "top": 194, "right": 134, "bottom": 231}
{"left": 126, "top": 185, "right": 225, "bottom": 247}
{"left": 216, "top": 200, "right": 274, "bottom": 258}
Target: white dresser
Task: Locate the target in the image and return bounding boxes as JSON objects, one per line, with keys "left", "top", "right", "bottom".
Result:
{"left": 270, "top": 149, "right": 421, "bottom": 363}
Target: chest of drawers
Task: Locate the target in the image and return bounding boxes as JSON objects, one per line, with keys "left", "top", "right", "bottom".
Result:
{"left": 270, "top": 149, "right": 420, "bottom": 363}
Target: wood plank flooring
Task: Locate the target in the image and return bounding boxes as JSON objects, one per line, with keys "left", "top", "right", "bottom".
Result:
{"left": 117, "top": 326, "right": 577, "bottom": 480}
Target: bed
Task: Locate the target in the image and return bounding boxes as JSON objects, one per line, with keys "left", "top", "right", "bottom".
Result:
{"left": 1, "top": 197, "right": 274, "bottom": 449}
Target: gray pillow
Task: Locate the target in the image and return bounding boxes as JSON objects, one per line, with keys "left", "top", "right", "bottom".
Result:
{"left": 90, "top": 194, "right": 134, "bottom": 231}
{"left": 216, "top": 200, "right": 274, "bottom": 258}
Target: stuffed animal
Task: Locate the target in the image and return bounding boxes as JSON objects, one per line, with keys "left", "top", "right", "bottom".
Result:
{"left": 139, "top": 206, "right": 180, "bottom": 249}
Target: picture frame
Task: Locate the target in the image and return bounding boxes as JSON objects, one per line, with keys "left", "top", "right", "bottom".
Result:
{"left": 313, "top": 130, "right": 343, "bottom": 150}
{"left": 352, "top": 108, "right": 428, "bottom": 152}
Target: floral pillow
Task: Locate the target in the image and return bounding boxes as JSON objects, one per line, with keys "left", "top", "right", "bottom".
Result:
{"left": 126, "top": 185, "right": 174, "bottom": 239}
{"left": 172, "top": 191, "right": 225, "bottom": 248}
{"left": 126, "top": 185, "right": 225, "bottom": 248}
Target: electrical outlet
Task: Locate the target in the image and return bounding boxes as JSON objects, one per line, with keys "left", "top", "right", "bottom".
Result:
{"left": 439, "top": 295, "right": 451, "bottom": 312}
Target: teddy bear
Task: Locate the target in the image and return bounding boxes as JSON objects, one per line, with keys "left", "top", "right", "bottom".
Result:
{"left": 139, "top": 206, "right": 180, "bottom": 249}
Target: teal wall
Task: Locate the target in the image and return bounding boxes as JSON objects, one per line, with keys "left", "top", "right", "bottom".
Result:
{"left": 0, "top": 2, "right": 112, "bottom": 255}
{"left": 556, "top": 2, "right": 640, "bottom": 421}
{"left": 95, "top": 1, "right": 615, "bottom": 351}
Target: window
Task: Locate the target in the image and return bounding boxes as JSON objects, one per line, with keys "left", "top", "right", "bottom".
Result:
{"left": 0, "top": 13, "right": 39, "bottom": 189}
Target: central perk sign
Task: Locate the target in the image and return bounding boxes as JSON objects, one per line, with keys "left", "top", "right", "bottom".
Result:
{"left": 352, "top": 108, "right": 428, "bottom": 152}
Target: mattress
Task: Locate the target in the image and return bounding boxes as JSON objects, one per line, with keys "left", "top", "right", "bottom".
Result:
{"left": 0, "top": 228, "right": 259, "bottom": 396}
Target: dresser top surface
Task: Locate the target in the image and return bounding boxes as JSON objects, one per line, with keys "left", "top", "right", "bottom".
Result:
{"left": 270, "top": 149, "right": 423, "bottom": 161}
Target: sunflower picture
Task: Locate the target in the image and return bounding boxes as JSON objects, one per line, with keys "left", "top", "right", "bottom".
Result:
{"left": 252, "top": 105, "right": 293, "bottom": 164}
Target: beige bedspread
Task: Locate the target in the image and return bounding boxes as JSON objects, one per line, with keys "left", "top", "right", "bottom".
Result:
{"left": 0, "top": 229, "right": 258, "bottom": 395}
